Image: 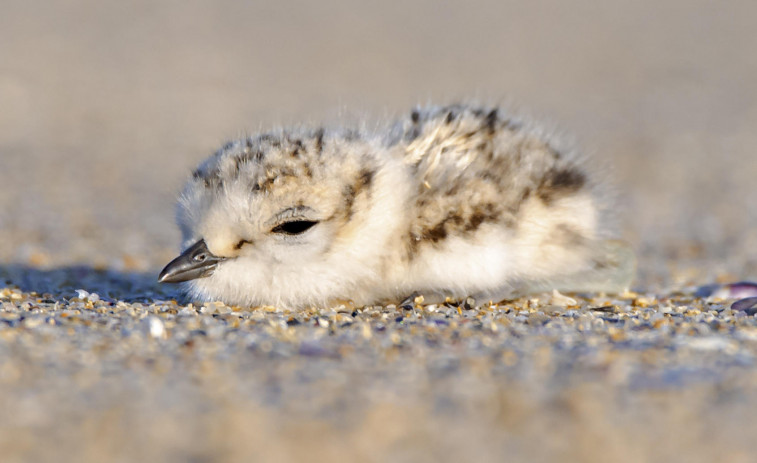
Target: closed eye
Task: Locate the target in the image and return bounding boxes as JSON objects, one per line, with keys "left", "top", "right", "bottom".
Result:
{"left": 271, "top": 220, "right": 318, "bottom": 235}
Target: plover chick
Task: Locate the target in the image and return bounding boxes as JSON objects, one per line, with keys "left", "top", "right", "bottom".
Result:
{"left": 159, "top": 103, "right": 634, "bottom": 309}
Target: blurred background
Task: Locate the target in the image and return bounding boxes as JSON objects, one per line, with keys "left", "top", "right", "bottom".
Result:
{"left": 1, "top": 0, "right": 756, "bottom": 288}
{"left": 3, "top": 3, "right": 757, "bottom": 462}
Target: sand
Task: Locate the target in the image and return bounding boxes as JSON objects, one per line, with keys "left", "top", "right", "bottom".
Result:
{"left": 1, "top": 1, "right": 757, "bottom": 461}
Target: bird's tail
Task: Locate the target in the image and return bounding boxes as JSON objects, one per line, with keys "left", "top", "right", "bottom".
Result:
{"left": 517, "top": 239, "right": 636, "bottom": 295}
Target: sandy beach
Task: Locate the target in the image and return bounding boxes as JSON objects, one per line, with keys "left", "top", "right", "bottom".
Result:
{"left": 2, "top": 1, "right": 757, "bottom": 461}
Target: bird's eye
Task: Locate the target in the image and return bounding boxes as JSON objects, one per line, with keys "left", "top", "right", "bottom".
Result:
{"left": 193, "top": 252, "right": 207, "bottom": 262}
{"left": 271, "top": 220, "right": 318, "bottom": 235}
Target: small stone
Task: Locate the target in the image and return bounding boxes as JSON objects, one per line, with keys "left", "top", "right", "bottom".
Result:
{"left": 215, "top": 303, "right": 231, "bottom": 314}
{"left": 710, "top": 282, "right": 757, "bottom": 300}
{"left": 589, "top": 305, "right": 615, "bottom": 313}
{"left": 147, "top": 316, "right": 166, "bottom": 339}
{"left": 200, "top": 301, "right": 228, "bottom": 314}
{"left": 550, "top": 290, "right": 577, "bottom": 307}
{"left": 731, "top": 297, "right": 757, "bottom": 315}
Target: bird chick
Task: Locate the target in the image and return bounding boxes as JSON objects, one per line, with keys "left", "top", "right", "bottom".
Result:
{"left": 159, "top": 104, "right": 634, "bottom": 309}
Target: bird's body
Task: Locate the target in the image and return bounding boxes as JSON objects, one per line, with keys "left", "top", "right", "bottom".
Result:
{"left": 160, "top": 104, "right": 633, "bottom": 309}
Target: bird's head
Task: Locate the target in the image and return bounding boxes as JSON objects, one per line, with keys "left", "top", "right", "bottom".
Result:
{"left": 159, "top": 129, "right": 406, "bottom": 308}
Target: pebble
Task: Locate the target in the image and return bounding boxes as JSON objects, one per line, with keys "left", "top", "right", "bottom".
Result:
{"left": 146, "top": 316, "right": 166, "bottom": 339}
{"left": 549, "top": 289, "right": 577, "bottom": 307}
{"left": 732, "top": 297, "right": 757, "bottom": 315}
{"left": 709, "top": 281, "right": 757, "bottom": 300}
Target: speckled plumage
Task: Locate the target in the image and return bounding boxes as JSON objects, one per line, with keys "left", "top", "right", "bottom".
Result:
{"left": 163, "top": 103, "right": 634, "bottom": 308}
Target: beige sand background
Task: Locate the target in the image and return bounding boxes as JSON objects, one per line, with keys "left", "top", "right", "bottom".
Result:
{"left": 2, "top": 1, "right": 757, "bottom": 462}
{"left": 2, "top": 0, "right": 756, "bottom": 284}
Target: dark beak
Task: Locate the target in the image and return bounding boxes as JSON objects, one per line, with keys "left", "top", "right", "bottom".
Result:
{"left": 158, "top": 239, "right": 226, "bottom": 283}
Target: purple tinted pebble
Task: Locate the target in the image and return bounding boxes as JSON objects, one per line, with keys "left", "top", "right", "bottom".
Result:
{"left": 726, "top": 282, "right": 757, "bottom": 298}
{"left": 731, "top": 297, "right": 757, "bottom": 314}
{"left": 710, "top": 282, "right": 757, "bottom": 300}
